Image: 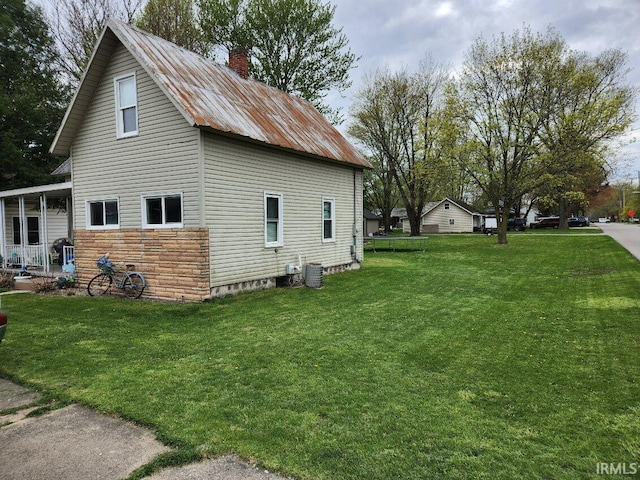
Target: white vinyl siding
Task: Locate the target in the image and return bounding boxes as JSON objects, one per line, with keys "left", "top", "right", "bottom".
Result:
{"left": 3, "top": 205, "right": 68, "bottom": 247}
{"left": 422, "top": 201, "right": 474, "bottom": 233}
{"left": 71, "top": 44, "right": 200, "bottom": 230}
{"left": 203, "top": 134, "right": 363, "bottom": 288}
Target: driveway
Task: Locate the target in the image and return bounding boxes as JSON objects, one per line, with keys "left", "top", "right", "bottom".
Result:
{"left": 598, "top": 222, "right": 640, "bottom": 261}
{"left": 0, "top": 378, "right": 291, "bottom": 479}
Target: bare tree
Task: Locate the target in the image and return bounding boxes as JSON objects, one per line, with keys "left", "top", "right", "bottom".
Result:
{"left": 136, "top": 0, "right": 207, "bottom": 55}
{"left": 349, "top": 59, "right": 451, "bottom": 236}
{"left": 50, "top": 0, "right": 144, "bottom": 84}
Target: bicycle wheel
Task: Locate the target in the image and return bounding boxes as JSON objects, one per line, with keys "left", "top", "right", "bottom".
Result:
{"left": 123, "top": 272, "right": 145, "bottom": 299}
{"left": 87, "top": 273, "right": 112, "bottom": 296}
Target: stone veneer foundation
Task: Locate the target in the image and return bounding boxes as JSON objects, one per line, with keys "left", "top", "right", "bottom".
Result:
{"left": 75, "top": 229, "right": 361, "bottom": 302}
{"left": 74, "top": 228, "right": 210, "bottom": 301}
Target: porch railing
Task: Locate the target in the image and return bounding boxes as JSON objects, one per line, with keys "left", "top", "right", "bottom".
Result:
{"left": 5, "top": 245, "right": 50, "bottom": 268}
{"left": 2, "top": 244, "right": 75, "bottom": 270}
{"left": 62, "top": 245, "right": 75, "bottom": 266}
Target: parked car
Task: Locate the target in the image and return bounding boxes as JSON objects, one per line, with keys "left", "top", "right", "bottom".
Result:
{"left": 0, "top": 312, "right": 6, "bottom": 344}
{"left": 507, "top": 218, "right": 527, "bottom": 231}
{"left": 530, "top": 217, "right": 560, "bottom": 229}
{"left": 568, "top": 216, "right": 590, "bottom": 227}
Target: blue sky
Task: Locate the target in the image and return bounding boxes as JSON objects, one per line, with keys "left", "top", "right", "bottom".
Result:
{"left": 328, "top": 0, "right": 640, "bottom": 183}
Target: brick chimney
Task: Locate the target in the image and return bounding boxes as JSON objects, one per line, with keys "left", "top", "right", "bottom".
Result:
{"left": 229, "top": 47, "right": 249, "bottom": 79}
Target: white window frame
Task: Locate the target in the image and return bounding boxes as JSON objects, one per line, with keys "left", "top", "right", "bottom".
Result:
{"left": 322, "top": 197, "right": 336, "bottom": 243}
{"left": 114, "top": 72, "right": 138, "bottom": 138}
{"left": 444, "top": 203, "right": 450, "bottom": 210}
{"left": 142, "top": 193, "right": 184, "bottom": 229}
{"left": 264, "top": 192, "right": 283, "bottom": 248}
{"left": 12, "top": 216, "right": 39, "bottom": 245}
{"left": 86, "top": 198, "right": 120, "bottom": 230}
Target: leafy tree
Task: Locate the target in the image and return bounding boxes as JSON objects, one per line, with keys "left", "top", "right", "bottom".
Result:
{"left": 50, "top": 0, "right": 143, "bottom": 84}
{"left": 135, "top": 0, "right": 206, "bottom": 55}
{"left": 362, "top": 151, "right": 399, "bottom": 233}
{"left": 450, "top": 27, "right": 636, "bottom": 242}
{"left": 0, "top": 0, "right": 68, "bottom": 189}
{"left": 450, "top": 28, "right": 578, "bottom": 244}
{"left": 199, "top": 0, "right": 357, "bottom": 121}
{"left": 536, "top": 48, "right": 635, "bottom": 227}
{"left": 349, "top": 60, "right": 451, "bottom": 236}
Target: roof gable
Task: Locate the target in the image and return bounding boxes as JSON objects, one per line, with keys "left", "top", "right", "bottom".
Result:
{"left": 51, "top": 20, "right": 371, "bottom": 169}
{"left": 423, "top": 198, "right": 482, "bottom": 216}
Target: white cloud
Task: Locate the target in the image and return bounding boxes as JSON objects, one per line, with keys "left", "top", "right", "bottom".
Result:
{"left": 331, "top": 0, "right": 640, "bottom": 176}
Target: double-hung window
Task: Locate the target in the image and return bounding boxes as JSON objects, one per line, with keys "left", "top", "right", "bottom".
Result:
{"left": 322, "top": 197, "right": 335, "bottom": 242}
{"left": 142, "top": 193, "right": 183, "bottom": 228}
{"left": 115, "top": 73, "right": 138, "bottom": 138}
{"left": 264, "top": 192, "right": 283, "bottom": 247}
{"left": 87, "top": 199, "right": 119, "bottom": 229}
{"left": 12, "top": 217, "right": 39, "bottom": 245}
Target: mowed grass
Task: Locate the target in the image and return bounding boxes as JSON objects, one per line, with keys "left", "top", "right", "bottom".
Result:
{"left": 1, "top": 234, "right": 639, "bottom": 479}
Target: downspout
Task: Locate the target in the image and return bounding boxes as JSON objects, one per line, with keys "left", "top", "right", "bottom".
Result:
{"left": 353, "top": 169, "right": 358, "bottom": 262}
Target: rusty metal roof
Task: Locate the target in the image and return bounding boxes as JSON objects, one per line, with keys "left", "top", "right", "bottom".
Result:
{"left": 52, "top": 20, "right": 371, "bottom": 169}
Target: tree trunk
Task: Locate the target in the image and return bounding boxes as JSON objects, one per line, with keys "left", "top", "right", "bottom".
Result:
{"left": 406, "top": 207, "right": 422, "bottom": 236}
{"left": 497, "top": 208, "right": 509, "bottom": 244}
{"left": 558, "top": 197, "right": 569, "bottom": 229}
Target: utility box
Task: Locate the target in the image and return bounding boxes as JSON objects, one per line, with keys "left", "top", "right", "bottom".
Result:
{"left": 285, "top": 264, "right": 299, "bottom": 275}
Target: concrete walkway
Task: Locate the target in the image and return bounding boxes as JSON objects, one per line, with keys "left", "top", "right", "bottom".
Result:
{"left": 0, "top": 378, "right": 291, "bottom": 480}
{"left": 598, "top": 222, "right": 640, "bottom": 261}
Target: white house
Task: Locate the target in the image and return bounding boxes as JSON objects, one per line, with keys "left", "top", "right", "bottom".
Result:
{"left": 45, "top": 20, "right": 371, "bottom": 301}
{"left": 402, "top": 198, "right": 483, "bottom": 233}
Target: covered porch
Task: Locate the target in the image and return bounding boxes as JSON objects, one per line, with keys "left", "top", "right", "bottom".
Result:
{"left": 0, "top": 182, "right": 74, "bottom": 274}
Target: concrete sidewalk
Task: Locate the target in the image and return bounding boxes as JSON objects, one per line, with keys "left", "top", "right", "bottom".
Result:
{"left": 0, "top": 379, "right": 291, "bottom": 480}
{"left": 598, "top": 222, "right": 640, "bottom": 261}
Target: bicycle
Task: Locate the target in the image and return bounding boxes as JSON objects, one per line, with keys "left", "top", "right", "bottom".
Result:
{"left": 87, "top": 254, "right": 146, "bottom": 299}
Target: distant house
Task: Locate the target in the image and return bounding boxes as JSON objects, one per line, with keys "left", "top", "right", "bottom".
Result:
{"left": 390, "top": 207, "right": 407, "bottom": 229}
{"left": 363, "top": 207, "right": 381, "bottom": 237}
{"left": 402, "top": 198, "right": 483, "bottom": 233}
{"left": 45, "top": 20, "right": 371, "bottom": 301}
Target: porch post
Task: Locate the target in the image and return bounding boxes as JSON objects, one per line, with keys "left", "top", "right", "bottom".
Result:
{"left": 66, "top": 197, "right": 73, "bottom": 242}
{"left": 18, "top": 196, "right": 27, "bottom": 269}
{"left": 0, "top": 199, "right": 6, "bottom": 269}
{"left": 40, "top": 193, "right": 50, "bottom": 273}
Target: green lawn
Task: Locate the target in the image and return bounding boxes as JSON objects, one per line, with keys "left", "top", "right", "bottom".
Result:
{"left": 1, "top": 234, "right": 639, "bottom": 479}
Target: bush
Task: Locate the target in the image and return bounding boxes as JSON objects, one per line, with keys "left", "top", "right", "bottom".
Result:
{"left": 0, "top": 271, "right": 13, "bottom": 289}
{"left": 31, "top": 277, "right": 58, "bottom": 294}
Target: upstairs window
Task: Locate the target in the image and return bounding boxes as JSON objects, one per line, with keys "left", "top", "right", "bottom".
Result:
{"left": 322, "top": 197, "right": 335, "bottom": 242}
{"left": 264, "top": 192, "right": 283, "bottom": 247}
{"left": 115, "top": 73, "right": 138, "bottom": 138}
{"left": 87, "top": 199, "right": 119, "bottom": 229}
{"left": 142, "top": 193, "right": 183, "bottom": 228}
